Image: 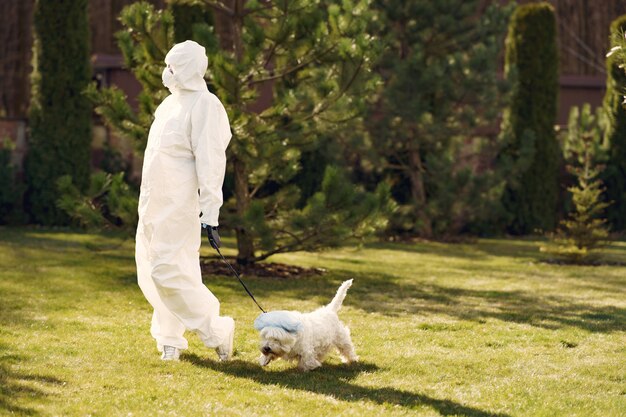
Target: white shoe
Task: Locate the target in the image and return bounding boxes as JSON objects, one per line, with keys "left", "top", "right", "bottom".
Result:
{"left": 161, "top": 345, "right": 180, "bottom": 361}
{"left": 215, "top": 317, "right": 235, "bottom": 361}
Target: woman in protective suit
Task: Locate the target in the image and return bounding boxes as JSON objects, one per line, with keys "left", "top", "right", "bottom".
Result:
{"left": 135, "top": 40, "right": 234, "bottom": 361}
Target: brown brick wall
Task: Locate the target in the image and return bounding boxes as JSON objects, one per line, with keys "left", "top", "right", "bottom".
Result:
{"left": 0, "top": 0, "right": 165, "bottom": 119}
{"left": 89, "top": 0, "right": 164, "bottom": 54}
{"left": 0, "top": 0, "right": 34, "bottom": 118}
{"left": 520, "top": 0, "right": 626, "bottom": 75}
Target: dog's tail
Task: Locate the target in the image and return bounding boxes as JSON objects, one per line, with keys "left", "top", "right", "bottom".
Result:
{"left": 327, "top": 279, "right": 353, "bottom": 312}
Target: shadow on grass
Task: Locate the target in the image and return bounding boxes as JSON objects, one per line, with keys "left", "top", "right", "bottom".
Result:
{"left": 2, "top": 229, "right": 624, "bottom": 334}
{"left": 0, "top": 353, "right": 64, "bottom": 416}
{"left": 182, "top": 354, "right": 510, "bottom": 417}
{"left": 363, "top": 238, "right": 543, "bottom": 262}
{"left": 335, "top": 271, "right": 626, "bottom": 333}
{"left": 227, "top": 271, "right": 626, "bottom": 334}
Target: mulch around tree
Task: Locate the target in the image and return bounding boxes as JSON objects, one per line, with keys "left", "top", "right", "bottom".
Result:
{"left": 384, "top": 235, "right": 478, "bottom": 244}
{"left": 200, "top": 256, "right": 327, "bottom": 279}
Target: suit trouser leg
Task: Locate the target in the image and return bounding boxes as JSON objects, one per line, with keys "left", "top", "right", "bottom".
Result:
{"left": 136, "top": 224, "right": 188, "bottom": 350}
{"left": 137, "top": 221, "right": 231, "bottom": 349}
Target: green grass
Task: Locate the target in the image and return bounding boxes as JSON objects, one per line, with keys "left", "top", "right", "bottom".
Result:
{"left": 0, "top": 227, "right": 625, "bottom": 416}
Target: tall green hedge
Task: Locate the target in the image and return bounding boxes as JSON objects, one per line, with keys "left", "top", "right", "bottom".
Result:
{"left": 501, "top": 2, "right": 561, "bottom": 234}
{"left": 602, "top": 15, "right": 626, "bottom": 232}
{"left": 25, "top": 0, "right": 92, "bottom": 225}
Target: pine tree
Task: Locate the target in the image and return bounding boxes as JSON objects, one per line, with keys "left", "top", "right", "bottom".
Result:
{"left": 56, "top": 172, "right": 138, "bottom": 233}
{"left": 602, "top": 15, "right": 626, "bottom": 232}
{"left": 89, "top": 1, "right": 389, "bottom": 264}
{"left": 500, "top": 2, "right": 561, "bottom": 235}
{"left": 368, "top": 0, "right": 513, "bottom": 238}
{"left": 541, "top": 105, "right": 611, "bottom": 263}
{"left": 25, "top": 0, "right": 92, "bottom": 225}
{"left": 170, "top": 1, "right": 214, "bottom": 44}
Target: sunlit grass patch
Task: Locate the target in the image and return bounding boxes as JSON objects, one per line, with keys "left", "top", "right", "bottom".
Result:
{"left": 0, "top": 227, "right": 624, "bottom": 416}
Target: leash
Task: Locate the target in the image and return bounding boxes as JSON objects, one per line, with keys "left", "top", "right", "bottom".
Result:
{"left": 213, "top": 246, "right": 267, "bottom": 314}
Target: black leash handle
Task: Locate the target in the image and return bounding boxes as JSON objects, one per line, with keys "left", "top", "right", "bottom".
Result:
{"left": 214, "top": 246, "right": 267, "bottom": 314}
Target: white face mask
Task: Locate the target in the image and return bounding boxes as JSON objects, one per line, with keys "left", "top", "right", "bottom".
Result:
{"left": 162, "top": 66, "right": 178, "bottom": 89}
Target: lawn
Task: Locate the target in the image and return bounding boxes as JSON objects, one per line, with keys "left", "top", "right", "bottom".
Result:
{"left": 0, "top": 227, "right": 624, "bottom": 416}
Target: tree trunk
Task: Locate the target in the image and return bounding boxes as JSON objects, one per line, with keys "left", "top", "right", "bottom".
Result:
{"left": 408, "top": 148, "right": 433, "bottom": 238}
{"left": 215, "top": 0, "right": 254, "bottom": 264}
{"left": 233, "top": 157, "right": 255, "bottom": 264}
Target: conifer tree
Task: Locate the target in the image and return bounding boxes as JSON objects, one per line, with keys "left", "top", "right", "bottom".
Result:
{"left": 25, "top": 0, "right": 92, "bottom": 224}
{"left": 602, "top": 15, "right": 626, "bottom": 231}
{"left": 89, "top": 1, "right": 389, "bottom": 264}
{"left": 500, "top": 2, "right": 561, "bottom": 234}
{"left": 542, "top": 105, "right": 610, "bottom": 263}
{"left": 368, "top": 0, "right": 513, "bottom": 238}
{"left": 170, "top": 1, "right": 214, "bottom": 44}
{"left": 56, "top": 172, "right": 138, "bottom": 232}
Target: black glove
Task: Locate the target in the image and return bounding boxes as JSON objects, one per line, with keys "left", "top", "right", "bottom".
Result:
{"left": 203, "top": 224, "right": 221, "bottom": 250}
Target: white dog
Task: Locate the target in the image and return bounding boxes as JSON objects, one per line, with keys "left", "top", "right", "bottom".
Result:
{"left": 253, "top": 279, "right": 358, "bottom": 371}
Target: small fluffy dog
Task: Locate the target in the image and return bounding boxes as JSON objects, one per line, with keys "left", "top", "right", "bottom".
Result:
{"left": 253, "top": 279, "right": 358, "bottom": 371}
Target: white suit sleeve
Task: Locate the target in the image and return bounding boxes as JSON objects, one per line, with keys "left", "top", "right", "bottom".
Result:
{"left": 191, "top": 94, "right": 232, "bottom": 226}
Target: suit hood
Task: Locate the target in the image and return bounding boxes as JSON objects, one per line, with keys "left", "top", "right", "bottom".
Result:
{"left": 164, "top": 40, "right": 208, "bottom": 92}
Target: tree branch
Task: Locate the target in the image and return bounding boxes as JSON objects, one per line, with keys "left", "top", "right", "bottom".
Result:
{"left": 249, "top": 182, "right": 263, "bottom": 199}
{"left": 290, "top": 56, "right": 365, "bottom": 125}
{"left": 254, "top": 229, "right": 321, "bottom": 262}
{"left": 203, "top": 0, "right": 235, "bottom": 17}
{"left": 248, "top": 44, "right": 338, "bottom": 85}
{"left": 242, "top": 2, "right": 274, "bottom": 18}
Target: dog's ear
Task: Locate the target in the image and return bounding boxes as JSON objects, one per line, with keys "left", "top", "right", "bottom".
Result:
{"left": 254, "top": 311, "right": 302, "bottom": 334}
{"left": 261, "top": 327, "right": 297, "bottom": 351}
{"left": 261, "top": 326, "right": 294, "bottom": 342}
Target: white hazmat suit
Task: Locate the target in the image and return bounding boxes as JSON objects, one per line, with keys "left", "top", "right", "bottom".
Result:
{"left": 135, "top": 40, "right": 233, "bottom": 353}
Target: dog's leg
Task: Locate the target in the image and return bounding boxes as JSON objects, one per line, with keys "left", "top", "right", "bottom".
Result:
{"left": 335, "top": 326, "right": 359, "bottom": 363}
{"left": 298, "top": 353, "right": 322, "bottom": 371}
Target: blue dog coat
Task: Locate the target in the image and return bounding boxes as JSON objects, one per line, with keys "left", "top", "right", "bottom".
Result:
{"left": 254, "top": 311, "right": 302, "bottom": 334}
